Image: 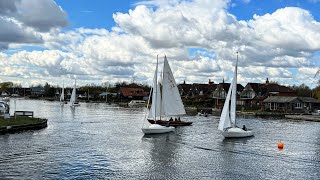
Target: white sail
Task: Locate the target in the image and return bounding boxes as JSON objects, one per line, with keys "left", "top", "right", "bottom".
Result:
{"left": 230, "top": 58, "right": 238, "bottom": 126}
{"left": 70, "top": 80, "right": 77, "bottom": 104}
{"left": 218, "top": 78, "right": 232, "bottom": 131}
{"left": 60, "top": 84, "right": 65, "bottom": 102}
{"left": 148, "top": 83, "right": 162, "bottom": 119}
{"left": 148, "top": 58, "right": 163, "bottom": 119}
{"left": 218, "top": 54, "right": 238, "bottom": 131}
{"left": 161, "top": 56, "right": 186, "bottom": 116}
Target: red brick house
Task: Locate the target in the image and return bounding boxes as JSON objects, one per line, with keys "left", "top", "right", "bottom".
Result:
{"left": 120, "top": 87, "right": 145, "bottom": 100}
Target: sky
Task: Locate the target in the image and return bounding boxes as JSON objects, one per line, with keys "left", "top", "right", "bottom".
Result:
{"left": 1, "top": 0, "right": 320, "bottom": 88}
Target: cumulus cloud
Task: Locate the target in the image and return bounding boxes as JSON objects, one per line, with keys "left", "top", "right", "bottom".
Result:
{"left": 1, "top": 0, "right": 320, "bottom": 88}
{"left": 16, "top": 0, "right": 68, "bottom": 31}
{"left": 0, "top": 0, "right": 68, "bottom": 49}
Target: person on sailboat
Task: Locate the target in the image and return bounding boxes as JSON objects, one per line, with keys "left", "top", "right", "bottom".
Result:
{"left": 169, "top": 117, "right": 173, "bottom": 121}
{"left": 242, "top": 125, "right": 247, "bottom": 131}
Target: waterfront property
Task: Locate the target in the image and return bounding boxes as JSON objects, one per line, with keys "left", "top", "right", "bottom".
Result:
{"left": 120, "top": 87, "right": 147, "bottom": 100}
{"left": 263, "top": 96, "right": 320, "bottom": 113}
{"left": 239, "top": 79, "right": 297, "bottom": 110}
{"left": 212, "top": 81, "right": 244, "bottom": 109}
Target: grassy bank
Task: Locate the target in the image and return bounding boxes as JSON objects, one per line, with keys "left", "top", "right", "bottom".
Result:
{"left": 0, "top": 116, "right": 45, "bottom": 127}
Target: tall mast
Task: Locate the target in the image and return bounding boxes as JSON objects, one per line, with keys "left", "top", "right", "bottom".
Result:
{"left": 154, "top": 55, "right": 159, "bottom": 123}
{"left": 231, "top": 52, "right": 239, "bottom": 127}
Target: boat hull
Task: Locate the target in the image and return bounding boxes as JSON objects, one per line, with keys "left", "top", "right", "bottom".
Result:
{"left": 142, "top": 124, "right": 175, "bottom": 134}
{"left": 128, "top": 100, "right": 146, "bottom": 108}
{"left": 147, "top": 120, "right": 192, "bottom": 127}
{"left": 222, "top": 127, "right": 254, "bottom": 138}
{"left": 70, "top": 103, "right": 80, "bottom": 107}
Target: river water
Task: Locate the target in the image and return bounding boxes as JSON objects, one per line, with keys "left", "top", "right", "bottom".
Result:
{"left": 0, "top": 99, "right": 319, "bottom": 179}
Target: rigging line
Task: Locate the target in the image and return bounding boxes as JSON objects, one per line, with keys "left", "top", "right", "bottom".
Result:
{"left": 141, "top": 86, "right": 153, "bottom": 128}
{"left": 314, "top": 68, "right": 320, "bottom": 78}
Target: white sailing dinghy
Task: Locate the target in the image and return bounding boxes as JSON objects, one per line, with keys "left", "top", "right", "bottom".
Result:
{"left": 218, "top": 52, "right": 254, "bottom": 138}
{"left": 142, "top": 55, "right": 175, "bottom": 134}
{"left": 70, "top": 79, "right": 80, "bottom": 107}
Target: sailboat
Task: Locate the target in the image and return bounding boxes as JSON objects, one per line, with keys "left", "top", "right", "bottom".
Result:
{"left": 142, "top": 55, "right": 175, "bottom": 134}
{"left": 60, "top": 84, "right": 67, "bottom": 104}
{"left": 218, "top": 52, "right": 254, "bottom": 138}
{"left": 70, "top": 79, "right": 80, "bottom": 107}
{"left": 146, "top": 55, "right": 192, "bottom": 127}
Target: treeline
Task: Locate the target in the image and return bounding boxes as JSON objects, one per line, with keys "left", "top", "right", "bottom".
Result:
{"left": 0, "top": 81, "right": 151, "bottom": 99}
{"left": 290, "top": 83, "right": 320, "bottom": 99}
{"left": 1, "top": 81, "right": 320, "bottom": 100}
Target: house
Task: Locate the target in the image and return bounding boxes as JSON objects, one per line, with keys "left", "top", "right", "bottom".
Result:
{"left": 189, "top": 83, "right": 210, "bottom": 97}
{"left": 239, "top": 83, "right": 261, "bottom": 110}
{"left": 120, "top": 87, "right": 145, "bottom": 100}
{"left": 99, "top": 92, "right": 118, "bottom": 100}
{"left": 213, "top": 81, "right": 244, "bottom": 109}
{"left": 178, "top": 80, "right": 217, "bottom": 99}
{"left": 6, "top": 87, "right": 31, "bottom": 96}
{"left": 263, "top": 96, "right": 320, "bottom": 113}
{"left": 298, "top": 97, "right": 320, "bottom": 113}
{"left": 239, "top": 78, "right": 297, "bottom": 110}
{"left": 178, "top": 82, "right": 192, "bottom": 98}
{"left": 30, "top": 87, "right": 45, "bottom": 96}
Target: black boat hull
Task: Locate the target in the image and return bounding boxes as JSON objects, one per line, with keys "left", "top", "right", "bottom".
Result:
{"left": 147, "top": 120, "right": 192, "bottom": 127}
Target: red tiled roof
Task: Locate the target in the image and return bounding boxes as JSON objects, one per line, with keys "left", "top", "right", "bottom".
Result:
{"left": 120, "top": 87, "right": 145, "bottom": 97}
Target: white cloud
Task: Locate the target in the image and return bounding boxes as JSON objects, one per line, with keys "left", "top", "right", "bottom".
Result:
{"left": 0, "top": 0, "right": 68, "bottom": 49}
{"left": 1, "top": 0, "right": 320, "bottom": 88}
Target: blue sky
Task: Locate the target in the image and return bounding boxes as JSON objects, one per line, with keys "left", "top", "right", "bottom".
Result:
{"left": 55, "top": 0, "right": 134, "bottom": 30}
{"left": 0, "top": 0, "right": 320, "bottom": 88}
{"left": 230, "top": 0, "right": 320, "bottom": 21}
{"left": 54, "top": 0, "right": 320, "bottom": 28}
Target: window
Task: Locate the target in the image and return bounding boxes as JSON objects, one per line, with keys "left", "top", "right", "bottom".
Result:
{"left": 295, "top": 103, "right": 302, "bottom": 109}
{"left": 270, "top": 102, "right": 277, "bottom": 110}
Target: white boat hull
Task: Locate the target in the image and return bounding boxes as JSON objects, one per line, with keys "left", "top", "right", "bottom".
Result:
{"left": 222, "top": 127, "right": 254, "bottom": 138}
{"left": 142, "top": 124, "right": 175, "bottom": 134}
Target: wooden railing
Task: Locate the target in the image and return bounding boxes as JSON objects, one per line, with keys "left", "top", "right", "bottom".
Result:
{"left": 14, "top": 111, "right": 34, "bottom": 117}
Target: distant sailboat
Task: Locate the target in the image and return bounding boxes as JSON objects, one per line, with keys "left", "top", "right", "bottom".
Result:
{"left": 60, "top": 84, "right": 66, "bottom": 104}
{"left": 70, "top": 79, "right": 80, "bottom": 107}
{"left": 218, "top": 52, "right": 254, "bottom": 138}
{"left": 142, "top": 55, "right": 175, "bottom": 134}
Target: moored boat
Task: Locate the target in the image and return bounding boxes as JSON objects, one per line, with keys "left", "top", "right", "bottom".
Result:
{"left": 128, "top": 100, "right": 146, "bottom": 108}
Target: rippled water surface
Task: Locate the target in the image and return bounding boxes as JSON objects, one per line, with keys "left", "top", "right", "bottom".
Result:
{"left": 0, "top": 99, "right": 319, "bottom": 179}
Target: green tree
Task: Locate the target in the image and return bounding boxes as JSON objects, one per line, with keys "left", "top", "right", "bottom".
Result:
{"left": 0, "top": 82, "right": 14, "bottom": 91}
{"left": 291, "top": 84, "right": 313, "bottom": 97}
{"left": 44, "top": 82, "right": 51, "bottom": 96}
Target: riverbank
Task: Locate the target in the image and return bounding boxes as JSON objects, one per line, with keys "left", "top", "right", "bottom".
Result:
{"left": 285, "top": 115, "right": 320, "bottom": 122}
{"left": 0, "top": 117, "right": 47, "bottom": 134}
